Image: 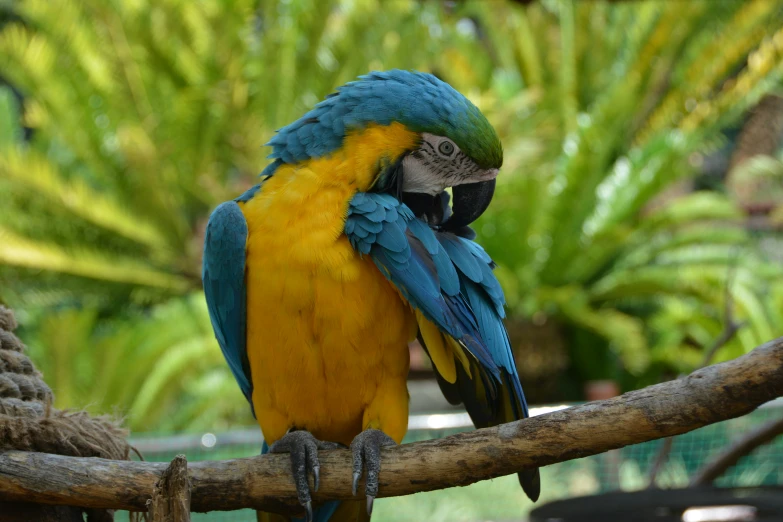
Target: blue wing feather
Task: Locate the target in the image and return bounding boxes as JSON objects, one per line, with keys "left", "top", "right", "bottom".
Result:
{"left": 346, "top": 192, "right": 533, "bottom": 431}
{"left": 202, "top": 201, "right": 253, "bottom": 406}
{"left": 347, "top": 192, "right": 545, "bottom": 506}
{"left": 437, "top": 233, "right": 484, "bottom": 284}
{"left": 348, "top": 195, "right": 500, "bottom": 377}
{"left": 462, "top": 277, "right": 529, "bottom": 418}
{"left": 345, "top": 193, "right": 532, "bottom": 415}
{"left": 431, "top": 223, "right": 540, "bottom": 501}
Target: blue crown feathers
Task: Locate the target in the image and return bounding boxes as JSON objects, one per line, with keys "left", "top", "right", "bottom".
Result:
{"left": 264, "top": 70, "right": 502, "bottom": 171}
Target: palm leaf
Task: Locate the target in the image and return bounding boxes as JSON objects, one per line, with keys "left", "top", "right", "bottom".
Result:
{"left": 0, "top": 227, "right": 190, "bottom": 291}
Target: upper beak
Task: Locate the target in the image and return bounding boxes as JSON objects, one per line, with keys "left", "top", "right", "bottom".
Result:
{"left": 443, "top": 178, "right": 496, "bottom": 231}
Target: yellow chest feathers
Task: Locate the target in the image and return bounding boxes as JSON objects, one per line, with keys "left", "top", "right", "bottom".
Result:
{"left": 238, "top": 123, "right": 419, "bottom": 444}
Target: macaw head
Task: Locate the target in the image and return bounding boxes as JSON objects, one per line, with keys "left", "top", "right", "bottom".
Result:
{"left": 264, "top": 70, "right": 503, "bottom": 230}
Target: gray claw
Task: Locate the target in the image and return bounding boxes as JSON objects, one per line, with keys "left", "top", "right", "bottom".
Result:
{"left": 350, "top": 429, "right": 396, "bottom": 512}
{"left": 305, "top": 500, "right": 313, "bottom": 522}
{"left": 269, "top": 430, "right": 338, "bottom": 518}
{"left": 352, "top": 471, "right": 361, "bottom": 496}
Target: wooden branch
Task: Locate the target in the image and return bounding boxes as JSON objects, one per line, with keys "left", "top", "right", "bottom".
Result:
{"left": 690, "top": 415, "right": 783, "bottom": 487}
{"left": 0, "top": 337, "right": 781, "bottom": 515}
{"left": 146, "top": 455, "right": 191, "bottom": 522}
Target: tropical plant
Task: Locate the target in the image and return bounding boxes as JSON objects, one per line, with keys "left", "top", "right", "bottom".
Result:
{"left": 434, "top": 0, "right": 783, "bottom": 390}
{"left": 0, "top": 0, "right": 450, "bottom": 308}
{"left": 2, "top": 0, "right": 783, "bottom": 424}
{"left": 0, "top": 0, "right": 479, "bottom": 426}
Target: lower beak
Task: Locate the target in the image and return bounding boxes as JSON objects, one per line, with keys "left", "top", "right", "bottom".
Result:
{"left": 443, "top": 179, "right": 496, "bottom": 231}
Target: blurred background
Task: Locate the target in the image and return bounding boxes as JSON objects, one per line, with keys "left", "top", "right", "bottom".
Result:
{"left": 1, "top": 0, "right": 783, "bottom": 520}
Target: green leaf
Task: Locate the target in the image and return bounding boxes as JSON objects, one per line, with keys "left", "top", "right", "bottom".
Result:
{"left": 0, "top": 227, "right": 190, "bottom": 291}
{"left": 0, "top": 87, "right": 21, "bottom": 148}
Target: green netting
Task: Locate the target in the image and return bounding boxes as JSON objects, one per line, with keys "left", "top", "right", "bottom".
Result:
{"left": 117, "top": 401, "right": 783, "bottom": 522}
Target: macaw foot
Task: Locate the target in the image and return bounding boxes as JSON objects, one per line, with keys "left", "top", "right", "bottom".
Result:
{"left": 269, "top": 429, "right": 343, "bottom": 522}
{"left": 350, "top": 428, "right": 397, "bottom": 516}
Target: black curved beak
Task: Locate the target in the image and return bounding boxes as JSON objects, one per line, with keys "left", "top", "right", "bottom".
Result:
{"left": 442, "top": 179, "right": 496, "bottom": 231}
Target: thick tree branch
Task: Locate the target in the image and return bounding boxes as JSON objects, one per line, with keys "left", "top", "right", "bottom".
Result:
{"left": 0, "top": 337, "right": 781, "bottom": 516}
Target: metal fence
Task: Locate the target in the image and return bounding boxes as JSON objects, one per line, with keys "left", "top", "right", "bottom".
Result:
{"left": 117, "top": 399, "right": 783, "bottom": 522}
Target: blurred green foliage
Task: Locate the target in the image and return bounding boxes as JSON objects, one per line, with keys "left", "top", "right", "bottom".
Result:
{"left": 461, "top": 0, "right": 783, "bottom": 391}
{"left": 0, "top": 0, "right": 782, "bottom": 430}
{"left": 20, "top": 294, "right": 248, "bottom": 432}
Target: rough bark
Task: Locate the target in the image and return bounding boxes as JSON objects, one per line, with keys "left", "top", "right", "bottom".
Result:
{"left": 146, "top": 455, "right": 191, "bottom": 522}
{"left": 0, "top": 337, "right": 781, "bottom": 516}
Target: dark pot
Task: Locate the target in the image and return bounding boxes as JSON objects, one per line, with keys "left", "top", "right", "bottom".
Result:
{"left": 529, "top": 487, "right": 783, "bottom": 522}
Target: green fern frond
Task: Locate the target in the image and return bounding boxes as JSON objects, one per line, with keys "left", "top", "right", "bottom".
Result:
{"left": 641, "top": 192, "right": 744, "bottom": 230}
{"left": 640, "top": 0, "right": 781, "bottom": 141}
{"left": 0, "top": 149, "right": 171, "bottom": 252}
{"left": 24, "top": 294, "right": 251, "bottom": 431}
{"left": 537, "top": 284, "right": 649, "bottom": 374}
{"left": 128, "top": 336, "right": 223, "bottom": 424}
{"left": 0, "top": 227, "right": 190, "bottom": 291}
{"left": 0, "top": 87, "right": 21, "bottom": 148}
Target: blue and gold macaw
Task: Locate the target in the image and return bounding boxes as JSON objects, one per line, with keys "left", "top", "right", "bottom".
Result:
{"left": 203, "top": 70, "right": 540, "bottom": 522}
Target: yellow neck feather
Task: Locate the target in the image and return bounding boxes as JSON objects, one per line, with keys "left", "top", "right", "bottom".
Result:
{"left": 239, "top": 122, "right": 421, "bottom": 273}
{"left": 297, "top": 121, "right": 420, "bottom": 191}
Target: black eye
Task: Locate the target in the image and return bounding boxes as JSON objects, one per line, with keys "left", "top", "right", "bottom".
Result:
{"left": 438, "top": 140, "right": 455, "bottom": 157}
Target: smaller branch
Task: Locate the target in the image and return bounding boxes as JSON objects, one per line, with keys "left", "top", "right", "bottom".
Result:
{"left": 690, "top": 416, "right": 783, "bottom": 487}
{"left": 146, "top": 455, "right": 190, "bottom": 522}
{"left": 699, "top": 319, "right": 746, "bottom": 369}
{"left": 700, "top": 264, "right": 746, "bottom": 368}
{"left": 645, "top": 437, "right": 675, "bottom": 488}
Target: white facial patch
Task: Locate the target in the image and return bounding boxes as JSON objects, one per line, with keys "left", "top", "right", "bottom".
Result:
{"left": 401, "top": 133, "right": 496, "bottom": 194}
{"left": 401, "top": 154, "right": 449, "bottom": 195}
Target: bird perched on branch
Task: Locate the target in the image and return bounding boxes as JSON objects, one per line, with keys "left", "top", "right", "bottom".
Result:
{"left": 202, "top": 70, "right": 539, "bottom": 522}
